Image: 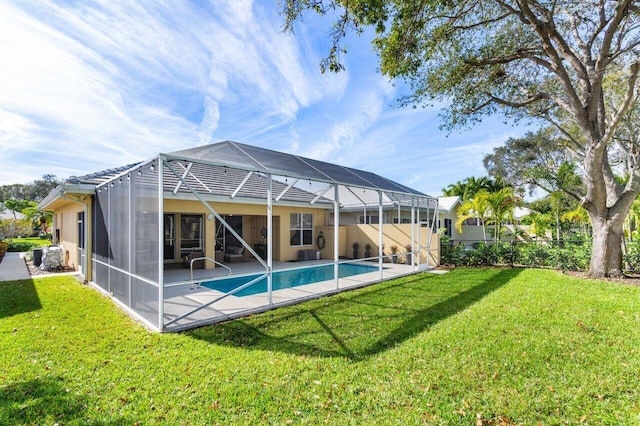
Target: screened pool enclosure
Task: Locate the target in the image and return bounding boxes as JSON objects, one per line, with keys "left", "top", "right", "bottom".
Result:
{"left": 91, "top": 142, "right": 439, "bottom": 331}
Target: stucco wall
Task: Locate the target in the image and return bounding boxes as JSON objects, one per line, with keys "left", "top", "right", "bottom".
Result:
{"left": 163, "top": 199, "right": 329, "bottom": 263}
{"left": 52, "top": 200, "right": 86, "bottom": 273}
{"left": 346, "top": 224, "right": 439, "bottom": 266}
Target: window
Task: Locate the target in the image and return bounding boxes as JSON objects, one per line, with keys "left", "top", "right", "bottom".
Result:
{"left": 359, "top": 215, "right": 382, "bottom": 224}
{"left": 444, "top": 218, "right": 452, "bottom": 237}
{"left": 290, "top": 213, "right": 313, "bottom": 246}
{"left": 181, "top": 214, "right": 203, "bottom": 251}
{"left": 77, "top": 212, "right": 85, "bottom": 249}
{"left": 393, "top": 217, "right": 412, "bottom": 224}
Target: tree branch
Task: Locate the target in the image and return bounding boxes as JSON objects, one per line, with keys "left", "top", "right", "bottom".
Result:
{"left": 601, "top": 60, "right": 640, "bottom": 147}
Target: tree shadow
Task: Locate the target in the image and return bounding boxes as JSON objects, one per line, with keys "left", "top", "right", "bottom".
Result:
{"left": 0, "top": 278, "right": 42, "bottom": 319}
{"left": 0, "top": 376, "right": 130, "bottom": 425}
{"left": 188, "top": 268, "right": 522, "bottom": 360}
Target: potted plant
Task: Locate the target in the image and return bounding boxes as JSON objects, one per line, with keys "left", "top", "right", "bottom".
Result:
{"left": 352, "top": 242, "right": 360, "bottom": 259}
{"left": 364, "top": 243, "right": 372, "bottom": 258}
{"left": 390, "top": 244, "right": 399, "bottom": 263}
{"left": 404, "top": 243, "right": 412, "bottom": 265}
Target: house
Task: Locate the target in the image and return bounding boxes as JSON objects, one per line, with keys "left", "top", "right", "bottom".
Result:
{"left": 38, "top": 141, "right": 438, "bottom": 331}
{"left": 437, "top": 195, "right": 532, "bottom": 247}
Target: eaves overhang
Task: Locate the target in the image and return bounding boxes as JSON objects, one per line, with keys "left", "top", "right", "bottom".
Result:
{"left": 38, "top": 183, "right": 96, "bottom": 211}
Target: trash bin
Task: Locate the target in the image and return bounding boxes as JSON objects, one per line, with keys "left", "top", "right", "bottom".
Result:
{"left": 33, "top": 248, "right": 43, "bottom": 267}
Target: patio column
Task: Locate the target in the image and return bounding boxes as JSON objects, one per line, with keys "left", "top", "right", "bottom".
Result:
{"left": 128, "top": 168, "right": 133, "bottom": 308}
{"left": 334, "top": 184, "right": 339, "bottom": 289}
{"left": 411, "top": 196, "right": 416, "bottom": 272}
{"left": 378, "top": 191, "right": 383, "bottom": 280}
{"left": 267, "top": 174, "right": 273, "bottom": 305}
{"left": 417, "top": 201, "right": 421, "bottom": 271}
{"left": 431, "top": 197, "right": 439, "bottom": 267}
{"left": 158, "top": 156, "right": 165, "bottom": 332}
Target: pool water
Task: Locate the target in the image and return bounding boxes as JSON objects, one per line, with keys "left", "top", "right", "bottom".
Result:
{"left": 201, "top": 263, "right": 379, "bottom": 297}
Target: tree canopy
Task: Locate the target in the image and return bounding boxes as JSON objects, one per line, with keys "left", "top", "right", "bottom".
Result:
{"left": 284, "top": 0, "right": 640, "bottom": 277}
{"left": 483, "top": 128, "right": 580, "bottom": 196}
{"left": 0, "top": 174, "right": 61, "bottom": 203}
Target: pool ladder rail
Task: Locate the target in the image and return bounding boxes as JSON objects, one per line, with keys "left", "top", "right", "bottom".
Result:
{"left": 189, "top": 257, "right": 232, "bottom": 290}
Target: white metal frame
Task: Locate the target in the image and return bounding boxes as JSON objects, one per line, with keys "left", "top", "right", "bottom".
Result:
{"left": 89, "top": 152, "right": 438, "bottom": 332}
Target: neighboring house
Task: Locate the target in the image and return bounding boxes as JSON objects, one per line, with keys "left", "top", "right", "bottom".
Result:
{"left": 438, "top": 195, "right": 532, "bottom": 246}
{"left": 38, "top": 141, "right": 438, "bottom": 331}
{"left": 437, "top": 196, "right": 463, "bottom": 240}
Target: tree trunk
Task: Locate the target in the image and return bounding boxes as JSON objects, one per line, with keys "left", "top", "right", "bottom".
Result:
{"left": 588, "top": 216, "right": 624, "bottom": 278}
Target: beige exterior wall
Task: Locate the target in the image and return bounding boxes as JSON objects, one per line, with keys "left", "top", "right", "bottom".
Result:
{"left": 316, "top": 226, "right": 348, "bottom": 258}
{"left": 163, "top": 199, "right": 330, "bottom": 264}
{"left": 346, "top": 224, "right": 439, "bottom": 266}
{"left": 52, "top": 200, "right": 87, "bottom": 274}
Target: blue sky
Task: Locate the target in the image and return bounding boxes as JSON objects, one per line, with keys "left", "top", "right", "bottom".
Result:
{"left": 0, "top": 0, "right": 530, "bottom": 196}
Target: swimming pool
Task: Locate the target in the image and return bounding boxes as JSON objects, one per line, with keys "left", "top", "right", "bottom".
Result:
{"left": 201, "top": 263, "right": 379, "bottom": 297}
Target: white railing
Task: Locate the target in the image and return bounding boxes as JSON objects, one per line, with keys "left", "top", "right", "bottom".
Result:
{"left": 190, "top": 257, "right": 232, "bottom": 290}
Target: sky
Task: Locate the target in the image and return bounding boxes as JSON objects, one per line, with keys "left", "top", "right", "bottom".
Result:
{"left": 0, "top": 0, "right": 531, "bottom": 196}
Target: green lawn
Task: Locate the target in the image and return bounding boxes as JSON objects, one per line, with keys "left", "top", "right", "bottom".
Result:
{"left": 4, "top": 237, "right": 51, "bottom": 252}
{"left": 1, "top": 269, "right": 639, "bottom": 425}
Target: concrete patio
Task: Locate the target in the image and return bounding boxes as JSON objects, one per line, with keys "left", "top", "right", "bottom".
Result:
{"left": 160, "top": 259, "right": 425, "bottom": 331}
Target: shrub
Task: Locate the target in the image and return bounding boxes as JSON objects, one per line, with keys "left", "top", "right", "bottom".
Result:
{"left": 440, "top": 236, "right": 466, "bottom": 266}
{"left": 7, "top": 241, "right": 44, "bottom": 252}
{"left": 624, "top": 241, "right": 640, "bottom": 273}
{"left": 441, "top": 240, "right": 591, "bottom": 272}
{"left": 463, "top": 242, "right": 497, "bottom": 266}
{"left": 552, "top": 243, "right": 591, "bottom": 271}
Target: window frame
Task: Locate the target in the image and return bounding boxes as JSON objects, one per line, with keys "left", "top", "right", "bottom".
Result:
{"left": 290, "top": 212, "right": 313, "bottom": 246}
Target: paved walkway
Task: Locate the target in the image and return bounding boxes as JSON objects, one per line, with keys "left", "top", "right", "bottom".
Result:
{"left": 0, "top": 252, "right": 31, "bottom": 281}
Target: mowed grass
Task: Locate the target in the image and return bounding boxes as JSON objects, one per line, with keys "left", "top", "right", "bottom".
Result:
{"left": 1, "top": 269, "right": 639, "bottom": 425}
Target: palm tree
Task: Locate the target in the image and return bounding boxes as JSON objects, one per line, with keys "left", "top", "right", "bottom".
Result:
{"left": 455, "top": 190, "right": 491, "bottom": 242}
{"left": 442, "top": 176, "right": 506, "bottom": 200}
{"left": 485, "top": 187, "right": 519, "bottom": 243}
{"left": 522, "top": 212, "right": 553, "bottom": 239}
{"left": 561, "top": 206, "right": 591, "bottom": 237}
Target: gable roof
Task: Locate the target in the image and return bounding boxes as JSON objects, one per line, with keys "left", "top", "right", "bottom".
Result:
{"left": 437, "top": 196, "right": 462, "bottom": 213}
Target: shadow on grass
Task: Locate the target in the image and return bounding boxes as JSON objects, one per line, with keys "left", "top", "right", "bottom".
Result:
{"left": 0, "top": 376, "right": 130, "bottom": 425}
{"left": 0, "top": 278, "right": 42, "bottom": 319}
{"left": 188, "top": 268, "right": 522, "bottom": 360}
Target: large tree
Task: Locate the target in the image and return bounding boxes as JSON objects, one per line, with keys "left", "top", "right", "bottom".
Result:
{"left": 284, "top": 0, "right": 640, "bottom": 277}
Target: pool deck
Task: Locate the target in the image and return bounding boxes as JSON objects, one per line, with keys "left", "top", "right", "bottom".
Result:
{"left": 160, "top": 259, "right": 427, "bottom": 331}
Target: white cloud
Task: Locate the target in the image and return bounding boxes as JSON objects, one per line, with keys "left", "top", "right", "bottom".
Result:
{"left": 0, "top": 0, "right": 350, "bottom": 183}
{"left": 0, "top": 0, "right": 526, "bottom": 193}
